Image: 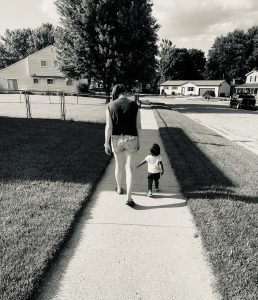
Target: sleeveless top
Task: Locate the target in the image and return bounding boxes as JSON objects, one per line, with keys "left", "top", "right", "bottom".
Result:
{"left": 108, "top": 97, "right": 138, "bottom": 136}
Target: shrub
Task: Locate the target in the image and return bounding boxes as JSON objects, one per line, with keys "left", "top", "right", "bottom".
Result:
{"left": 77, "top": 83, "right": 89, "bottom": 94}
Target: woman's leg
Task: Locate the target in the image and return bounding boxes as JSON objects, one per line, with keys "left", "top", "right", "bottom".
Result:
{"left": 124, "top": 151, "right": 136, "bottom": 200}
{"left": 113, "top": 151, "right": 125, "bottom": 192}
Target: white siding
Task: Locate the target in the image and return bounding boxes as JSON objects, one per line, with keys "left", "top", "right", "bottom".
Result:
{"left": 28, "top": 46, "right": 63, "bottom": 77}
{"left": 246, "top": 71, "right": 258, "bottom": 83}
{"left": 160, "top": 86, "right": 181, "bottom": 95}
{"left": 218, "top": 81, "right": 230, "bottom": 96}
{"left": 0, "top": 58, "right": 30, "bottom": 90}
{"left": 181, "top": 82, "right": 198, "bottom": 95}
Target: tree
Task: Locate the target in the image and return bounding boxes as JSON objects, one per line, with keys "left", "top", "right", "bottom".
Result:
{"left": 55, "top": 0, "right": 159, "bottom": 97}
{"left": 159, "top": 38, "right": 175, "bottom": 56}
{"left": 205, "top": 29, "right": 254, "bottom": 82}
{"left": 188, "top": 48, "right": 206, "bottom": 75}
{"left": 28, "top": 23, "right": 55, "bottom": 53}
{"left": 0, "top": 23, "right": 55, "bottom": 68}
{"left": 159, "top": 47, "right": 202, "bottom": 82}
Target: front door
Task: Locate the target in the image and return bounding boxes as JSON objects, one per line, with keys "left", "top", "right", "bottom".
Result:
{"left": 7, "top": 79, "right": 18, "bottom": 90}
{"left": 181, "top": 87, "right": 185, "bottom": 95}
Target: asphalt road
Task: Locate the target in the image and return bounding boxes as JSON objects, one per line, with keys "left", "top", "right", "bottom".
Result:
{"left": 148, "top": 96, "right": 258, "bottom": 156}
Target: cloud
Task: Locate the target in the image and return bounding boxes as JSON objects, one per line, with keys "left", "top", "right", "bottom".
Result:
{"left": 39, "top": 0, "right": 59, "bottom": 24}
{"left": 152, "top": 0, "right": 258, "bottom": 52}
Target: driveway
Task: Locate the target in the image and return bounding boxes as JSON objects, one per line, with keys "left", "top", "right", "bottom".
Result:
{"left": 148, "top": 96, "right": 258, "bottom": 156}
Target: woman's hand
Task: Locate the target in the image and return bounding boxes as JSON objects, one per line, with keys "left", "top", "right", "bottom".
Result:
{"left": 104, "top": 144, "right": 112, "bottom": 155}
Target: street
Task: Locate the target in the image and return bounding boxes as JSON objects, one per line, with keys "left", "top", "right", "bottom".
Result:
{"left": 149, "top": 96, "right": 258, "bottom": 156}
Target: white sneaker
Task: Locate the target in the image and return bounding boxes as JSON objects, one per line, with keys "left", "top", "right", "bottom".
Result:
{"left": 154, "top": 188, "right": 159, "bottom": 192}
{"left": 147, "top": 191, "right": 153, "bottom": 197}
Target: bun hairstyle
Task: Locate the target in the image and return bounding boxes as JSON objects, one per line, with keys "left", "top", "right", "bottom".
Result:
{"left": 150, "top": 143, "right": 160, "bottom": 156}
{"left": 111, "top": 84, "right": 127, "bottom": 101}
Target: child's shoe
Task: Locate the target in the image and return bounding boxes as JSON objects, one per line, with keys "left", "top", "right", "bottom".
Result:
{"left": 147, "top": 191, "right": 153, "bottom": 197}
{"left": 154, "top": 188, "right": 159, "bottom": 192}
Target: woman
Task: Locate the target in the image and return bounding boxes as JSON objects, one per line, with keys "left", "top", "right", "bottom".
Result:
{"left": 104, "top": 84, "right": 141, "bottom": 207}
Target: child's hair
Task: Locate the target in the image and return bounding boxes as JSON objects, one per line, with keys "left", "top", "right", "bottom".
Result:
{"left": 111, "top": 84, "right": 127, "bottom": 100}
{"left": 150, "top": 143, "right": 160, "bottom": 156}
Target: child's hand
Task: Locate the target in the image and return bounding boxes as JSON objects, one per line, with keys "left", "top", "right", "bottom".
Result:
{"left": 161, "top": 171, "right": 164, "bottom": 176}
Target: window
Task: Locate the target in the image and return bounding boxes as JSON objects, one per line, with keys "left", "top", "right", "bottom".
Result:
{"left": 33, "top": 78, "right": 39, "bottom": 84}
{"left": 255, "top": 76, "right": 257, "bottom": 82}
{"left": 250, "top": 76, "right": 252, "bottom": 82}
{"left": 66, "top": 78, "right": 73, "bottom": 86}
{"left": 172, "top": 86, "right": 178, "bottom": 90}
{"left": 188, "top": 87, "right": 194, "bottom": 91}
{"left": 53, "top": 60, "right": 58, "bottom": 67}
{"left": 41, "top": 60, "right": 47, "bottom": 67}
{"left": 47, "top": 78, "right": 54, "bottom": 84}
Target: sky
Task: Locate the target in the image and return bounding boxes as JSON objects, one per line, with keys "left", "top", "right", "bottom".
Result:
{"left": 0, "top": 0, "right": 258, "bottom": 54}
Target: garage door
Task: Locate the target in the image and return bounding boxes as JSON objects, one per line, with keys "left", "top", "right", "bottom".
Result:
{"left": 199, "top": 88, "right": 215, "bottom": 96}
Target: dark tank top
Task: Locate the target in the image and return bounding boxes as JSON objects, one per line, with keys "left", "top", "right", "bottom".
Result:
{"left": 108, "top": 97, "right": 138, "bottom": 136}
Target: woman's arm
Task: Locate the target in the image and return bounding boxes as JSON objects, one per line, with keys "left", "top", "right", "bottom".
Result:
{"left": 105, "top": 108, "right": 112, "bottom": 155}
{"left": 136, "top": 109, "right": 141, "bottom": 150}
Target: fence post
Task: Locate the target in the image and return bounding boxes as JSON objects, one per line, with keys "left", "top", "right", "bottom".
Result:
{"left": 24, "top": 92, "right": 32, "bottom": 118}
{"left": 77, "top": 94, "right": 79, "bottom": 104}
{"left": 60, "top": 92, "right": 66, "bottom": 120}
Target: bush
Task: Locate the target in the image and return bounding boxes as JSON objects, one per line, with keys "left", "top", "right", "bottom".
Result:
{"left": 77, "top": 83, "right": 89, "bottom": 94}
{"left": 204, "top": 90, "right": 215, "bottom": 97}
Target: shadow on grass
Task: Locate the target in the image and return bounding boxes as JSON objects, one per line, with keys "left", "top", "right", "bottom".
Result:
{"left": 154, "top": 108, "right": 258, "bottom": 204}
{"left": 0, "top": 117, "right": 108, "bottom": 183}
{"left": 166, "top": 103, "right": 257, "bottom": 114}
{"left": 0, "top": 116, "right": 111, "bottom": 300}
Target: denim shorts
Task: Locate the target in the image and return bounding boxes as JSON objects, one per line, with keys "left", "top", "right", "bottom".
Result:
{"left": 111, "top": 135, "right": 138, "bottom": 153}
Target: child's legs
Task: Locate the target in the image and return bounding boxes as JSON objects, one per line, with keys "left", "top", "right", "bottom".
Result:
{"left": 154, "top": 178, "right": 159, "bottom": 189}
{"left": 148, "top": 178, "right": 153, "bottom": 191}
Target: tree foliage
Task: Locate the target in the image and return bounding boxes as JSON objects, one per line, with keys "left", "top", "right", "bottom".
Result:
{"left": 55, "top": 0, "right": 159, "bottom": 94}
{"left": 205, "top": 26, "right": 258, "bottom": 82}
{"left": 0, "top": 23, "right": 55, "bottom": 69}
{"left": 159, "top": 39, "right": 205, "bottom": 82}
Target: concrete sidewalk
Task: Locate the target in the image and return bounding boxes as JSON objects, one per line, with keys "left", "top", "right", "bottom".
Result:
{"left": 36, "top": 107, "right": 220, "bottom": 300}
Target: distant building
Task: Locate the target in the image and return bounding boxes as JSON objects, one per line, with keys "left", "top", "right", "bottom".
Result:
{"left": 159, "top": 80, "right": 230, "bottom": 97}
{"left": 0, "top": 45, "right": 87, "bottom": 93}
{"left": 235, "top": 70, "right": 258, "bottom": 95}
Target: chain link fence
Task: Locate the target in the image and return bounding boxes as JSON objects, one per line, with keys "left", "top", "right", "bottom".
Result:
{"left": 0, "top": 90, "right": 109, "bottom": 123}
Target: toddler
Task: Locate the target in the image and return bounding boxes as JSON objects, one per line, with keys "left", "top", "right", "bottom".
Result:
{"left": 137, "top": 143, "right": 164, "bottom": 197}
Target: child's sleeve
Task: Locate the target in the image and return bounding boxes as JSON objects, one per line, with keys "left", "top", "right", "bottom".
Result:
{"left": 145, "top": 155, "right": 150, "bottom": 162}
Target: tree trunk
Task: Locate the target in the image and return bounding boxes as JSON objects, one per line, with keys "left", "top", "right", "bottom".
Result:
{"left": 105, "top": 81, "right": 111, "bottom": 103}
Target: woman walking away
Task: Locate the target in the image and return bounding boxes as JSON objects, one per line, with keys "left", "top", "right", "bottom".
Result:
{"left": 104, "top": 84, "right": 141, "bottom": 207}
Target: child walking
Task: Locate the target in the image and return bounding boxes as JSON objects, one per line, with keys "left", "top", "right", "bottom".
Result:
{"left": 137, "top": 143, "right": 164, "bottom": 197}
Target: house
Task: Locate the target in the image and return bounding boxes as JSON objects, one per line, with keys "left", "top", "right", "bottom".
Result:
{"left": 0, "top": 45, "right": 87, "bottom": 93}
{"left": 235, "top": 70, "right": 258, "bottom": 95}
{"left": 159, "top": 80, "right": 230, "bottom": 97}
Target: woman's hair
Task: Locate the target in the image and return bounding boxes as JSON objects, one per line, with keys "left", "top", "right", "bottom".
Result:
{"left": 150, "top": 143, "right": 160, "bottom": 156}
{"left": 111, "top": 84, "right": 127, "bottom": 101}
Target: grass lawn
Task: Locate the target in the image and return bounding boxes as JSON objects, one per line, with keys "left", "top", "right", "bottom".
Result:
{"left": 154, "top": 108, "right": 258, "bottom": 300}
{"left": 0, "top": 117, "right": 110, "bottom": 300}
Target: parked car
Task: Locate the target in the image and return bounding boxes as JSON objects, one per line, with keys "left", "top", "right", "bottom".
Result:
{"left": 230, "top": 93, "right": 256, "bottom": 110}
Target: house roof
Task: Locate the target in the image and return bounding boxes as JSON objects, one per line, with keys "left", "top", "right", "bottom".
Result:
{"left": 159, "top": 80, "right": 226, "bottom": 86}
{"left": 236, "top": 83, "right": 258, "bottom": 88}
{"left": 245, "top": 70, "right": 258, "bottom": 76}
